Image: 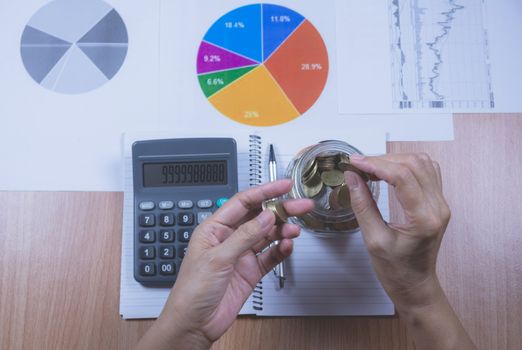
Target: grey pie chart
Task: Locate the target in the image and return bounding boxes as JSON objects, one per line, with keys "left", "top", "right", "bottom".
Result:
{"left": 20, "top": 0, "right": 128, "bottom": 94}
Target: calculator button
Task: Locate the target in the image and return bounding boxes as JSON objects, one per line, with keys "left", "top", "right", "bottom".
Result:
{"left": 197, "top": 199, "right": 213, "bottom": 209}
{"left": 139, "top": 201, "right": 155, "bottom": 211}
{"left": 140, "top": 263, "right": 156, "bottom": 276}
{"left": 139, "top": 230, "right": 155, "bottom": 243}
{"left": 178, "top": 212, "right": 195, "bottom": 226}
{"left": 178, "top": 245, "right": 188, "bottom": 259}
{"left": 159, "top": 262, "right": 176, "bottom": 275}
{"left": 140, "top": 247, "right": 155, "bottom": 260}
{"left": 216, "top": 197, "right": 229, "bottom": 208}
{"left": 139, "top": 214, "right": 155, "bottom": 227}
{"left": 178, "top": 229, "right": 193, "bottom": 242}
{"left": 159, "top": 230, "right": 175, "bottom": 242}
{"left": 178, "top": 200, "right": 194, "bottom": 209}
{"left": 197, "top": 212, "right": 213, "bottom": 224}
{"left": 159, "top": 201, "right": 175, "bottom": 210}
{"left": 160, "top": 246, "right": 175, "bottom": 259}
{"left": 159, "top": 213, "right": 175, "bottom": 226}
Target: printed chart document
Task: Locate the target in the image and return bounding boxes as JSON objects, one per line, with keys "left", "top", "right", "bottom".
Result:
{"left": 119, "top": 127, "right": 393, "bottom": 318}
{"left": 336, "top": 0, "right": 522, "bottom": 114}
{"left": 158, "top": 0, "right": 454, "bottom": 143}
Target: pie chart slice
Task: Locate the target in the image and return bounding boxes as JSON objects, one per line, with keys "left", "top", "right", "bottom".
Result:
{"left": 203, "top": 4, "right": 263, "bottom": 63}
{"left": 197, "top": 4, "right": 329, "bottom": 126}
{"left": 20, "top": 0, "right": 128, "bottom": 94}
{"left": 208, "top": 65, "right": 300, "bottom": 126}
{"left": 265, "top": 20, "right": 329, "bottom": 114}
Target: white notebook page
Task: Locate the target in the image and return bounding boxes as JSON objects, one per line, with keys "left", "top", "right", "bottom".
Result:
{"left": 257, "top": 134, "right": 393, "bottom": 316}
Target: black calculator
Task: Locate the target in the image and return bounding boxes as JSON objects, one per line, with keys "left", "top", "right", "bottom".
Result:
{"left": 132, "top": 138, "right": 238, "bottom": 286}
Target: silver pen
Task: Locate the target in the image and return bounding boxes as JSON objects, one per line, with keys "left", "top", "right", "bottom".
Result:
{"left": 268, "top": 144, "right": 285, "bottom": 288}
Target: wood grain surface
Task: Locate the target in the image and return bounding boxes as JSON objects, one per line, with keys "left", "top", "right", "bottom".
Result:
{"left": 0, "top": 114, "right": 520, "bottom": 350}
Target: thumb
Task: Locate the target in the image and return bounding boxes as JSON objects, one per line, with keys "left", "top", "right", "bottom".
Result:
{"left": 344, "top": 171, "right": 387, "bottom": 238}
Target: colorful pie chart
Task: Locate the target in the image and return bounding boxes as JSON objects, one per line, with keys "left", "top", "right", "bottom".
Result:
{"left": 197, "top": 4, "right": 329, "bottom": 126}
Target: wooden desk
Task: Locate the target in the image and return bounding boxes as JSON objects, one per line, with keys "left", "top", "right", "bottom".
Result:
{"left": 1, "top": 114, "right": 521, "bottom": 350}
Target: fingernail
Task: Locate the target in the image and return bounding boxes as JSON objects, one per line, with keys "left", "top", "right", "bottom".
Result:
{"left": 257, "top": 210, "right": 274, "bottom": 228}
{"left": 350, "top": 154, "right": 365, "bottom": 162}
{"left": 345, "top": 172, "right": 359, "bottom": 190}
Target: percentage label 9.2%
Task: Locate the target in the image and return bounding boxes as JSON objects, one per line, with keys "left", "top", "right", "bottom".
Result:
{"left": 203, "top": 55, "right": 221, "bottom": 63}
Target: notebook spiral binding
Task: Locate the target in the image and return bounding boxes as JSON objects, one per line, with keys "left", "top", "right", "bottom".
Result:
{"left": 249, "top": 134, "right": 264, "bottom": 311}
{"left": 248, "top": 135, "right": 263, "bottom": 187}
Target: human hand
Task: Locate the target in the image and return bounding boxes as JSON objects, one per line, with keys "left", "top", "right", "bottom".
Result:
{"left": 344, "top": 153, "right": 451, "bottom": 307}
{"left": 137, "top": 179, "right": 314, "bottom": 350}
{"left": 344, "top": 154, "right": 477, "bottom": 350}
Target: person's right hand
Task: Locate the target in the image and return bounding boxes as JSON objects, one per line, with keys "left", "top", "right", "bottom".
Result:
{"left": 345, "top": 153, "right": 476, "bottom": 350}
{"left": 344, "top": 153, "right": 451, "bottom": 307}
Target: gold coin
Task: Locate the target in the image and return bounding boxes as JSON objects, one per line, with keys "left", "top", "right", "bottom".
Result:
{"left": 303, "top": 180, "right": 324, "bottom": 198}
{"left": 303, "top": 172, "right": 322, "bottom": 188}
{"left": 302, "top": 159, "right": 317, "bottom": 180}
{"left": 336, "top": 153, "right": 370, "bottom": 182}
{"left": 302, "top": 161, "right": 319, "bottom": 185}
{"left": 321, "top": 170, "right": 345, "bottom": 187}
{"left": 329, "top": 184, "right": 351, "bottom": 210}
{"left": 337, "top": 153, "right": 351, "bottom": 171}
{"left": 316, "top": 155, "right": 338, "bottom": 172}
{"left": 262, "top": 199, "right": 288, "bottom": 224}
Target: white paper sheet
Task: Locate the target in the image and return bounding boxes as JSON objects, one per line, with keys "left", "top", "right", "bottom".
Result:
{"left": 0, "top": 0, "right": 161, "bottom": 191}
{"left": 0, "top": 0, "right": 454, "bottom": 192}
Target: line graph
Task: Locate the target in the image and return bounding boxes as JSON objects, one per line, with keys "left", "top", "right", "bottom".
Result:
{"left": 389, "top": 0, "right": 494, "bottom": 109}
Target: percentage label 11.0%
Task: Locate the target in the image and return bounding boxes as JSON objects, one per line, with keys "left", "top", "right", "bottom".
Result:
{"left": 270, "top": 15, "right": 291, "bottom": 23}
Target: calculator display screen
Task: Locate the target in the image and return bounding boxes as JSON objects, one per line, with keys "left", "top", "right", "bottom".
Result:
{"left": 143, "top": 161, "right": 228, "bottom": 187}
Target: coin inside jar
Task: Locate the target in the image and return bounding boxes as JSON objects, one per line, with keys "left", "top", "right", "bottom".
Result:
{"left": 321, "top": 169, "right": 345, "bottom": 187}
{"left": 337, "top": 154, "right": 370, "bottom": 182}
{"left": 303, "top": 179, "right": 324, "bottom": 198}
{"left": 262, "top": 199, "right": 289, "bottom": 224}
{"left": 316, "top": 155, "right": 338, "bottom": 172}
{"left": 329, "top": 184, "right": 351, "bottom": 210}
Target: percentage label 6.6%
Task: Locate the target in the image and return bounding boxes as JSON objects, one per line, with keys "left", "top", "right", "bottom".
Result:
{"left": 207, "top": 78, "right": 225, "bottom": 86}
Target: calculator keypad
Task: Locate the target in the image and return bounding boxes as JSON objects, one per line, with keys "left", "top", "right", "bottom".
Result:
{"left": 136, "top": 199, "right": 222, "bottom": 284}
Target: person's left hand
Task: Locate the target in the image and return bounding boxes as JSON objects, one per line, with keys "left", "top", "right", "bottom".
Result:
{"left": 138, "top": 179, "right": 314, "bottom": 349}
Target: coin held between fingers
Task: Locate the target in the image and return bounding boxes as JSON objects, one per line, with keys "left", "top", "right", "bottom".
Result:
{"left": 262, "top": 199, "right": 289, "bottom": 225}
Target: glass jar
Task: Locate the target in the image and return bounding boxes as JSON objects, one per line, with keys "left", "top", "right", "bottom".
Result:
{"left": 284, "top": 140, "right": 378, "bottom": 236}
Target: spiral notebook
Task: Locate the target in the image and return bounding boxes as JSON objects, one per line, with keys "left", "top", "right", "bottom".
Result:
{"left": 120, "top": 128, "right": 394, "bottom": 319}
